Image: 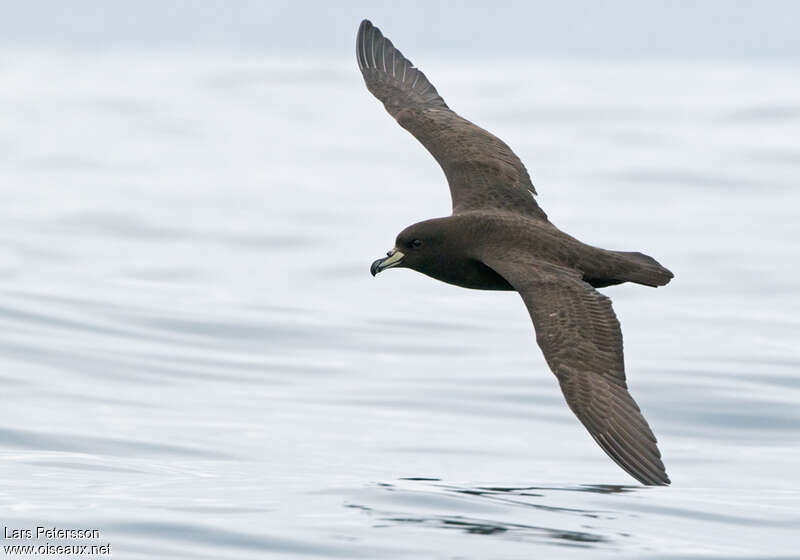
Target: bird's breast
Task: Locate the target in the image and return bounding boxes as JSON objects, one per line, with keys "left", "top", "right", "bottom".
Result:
{"left": 422, "top": 258, "right": 514, "bottom": 291}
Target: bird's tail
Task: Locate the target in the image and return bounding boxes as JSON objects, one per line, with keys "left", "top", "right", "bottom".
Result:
{"left": 612, "top": 251, "right": 674, "bottom": 287}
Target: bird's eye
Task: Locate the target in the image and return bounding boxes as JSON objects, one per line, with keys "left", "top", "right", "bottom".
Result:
{"left": 411, "top": 239, "right": 422, "bottom": 248}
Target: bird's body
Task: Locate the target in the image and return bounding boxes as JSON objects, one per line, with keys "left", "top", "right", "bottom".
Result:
{"left": 358, "top": 20, "right": 673, "bottom": 485}
{"left": 402, "top": 212, "right": 672, "bottom": 291}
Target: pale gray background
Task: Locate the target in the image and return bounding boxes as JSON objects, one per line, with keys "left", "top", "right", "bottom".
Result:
{"left": 3, "top": 0, "right": 800, "bottom": 60}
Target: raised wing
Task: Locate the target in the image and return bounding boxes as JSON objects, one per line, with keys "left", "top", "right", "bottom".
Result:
{"left": 483, "top": 255, "right": 670, "bottom": 485}
{"left": 356, "top": 20, "right": 546, "bottom": 220}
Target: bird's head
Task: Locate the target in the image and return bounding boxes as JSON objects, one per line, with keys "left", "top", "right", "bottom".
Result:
{"left": 370, "top": 219, "right": 452, "bottom": 277}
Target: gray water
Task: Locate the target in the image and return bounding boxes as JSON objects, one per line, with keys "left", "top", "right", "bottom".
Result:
{"left": 1, "top": 50, "right": 799, "bottom": 559}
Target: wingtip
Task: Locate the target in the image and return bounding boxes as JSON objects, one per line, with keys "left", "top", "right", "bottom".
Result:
{"left": 356, "top": 20, "right": 374, "bottom": 71}
{"left": 354, "top": 18, "right": 448, "bottom": 112}
{"left": 358, "top": 19, "right": 374, "bottom": 38}
{"left": 640, "top": 464, "right": 671, "bottom": 486}
{"left": 644, "top": 477, "right": 671, "bottom": 486}
{"left": 641, "top": 468, "right": 671, "bottom": 486}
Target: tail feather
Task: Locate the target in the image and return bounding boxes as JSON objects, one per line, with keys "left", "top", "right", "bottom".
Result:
{"left": 614, "top": 251, "right": 674, "bottom": 287}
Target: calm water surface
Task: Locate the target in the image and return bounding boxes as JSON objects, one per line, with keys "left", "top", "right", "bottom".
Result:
{"left": 0, "top": 50, "right": 799, "bottom": 558}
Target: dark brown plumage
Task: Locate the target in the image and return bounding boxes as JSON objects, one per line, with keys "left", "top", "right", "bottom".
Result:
{"left": 359, "top": 20, "right": 673, "bottom": 486}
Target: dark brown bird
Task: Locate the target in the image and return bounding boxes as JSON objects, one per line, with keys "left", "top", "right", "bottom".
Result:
{"left": 359, "top": 20, "right": 673, "bottom": 485}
